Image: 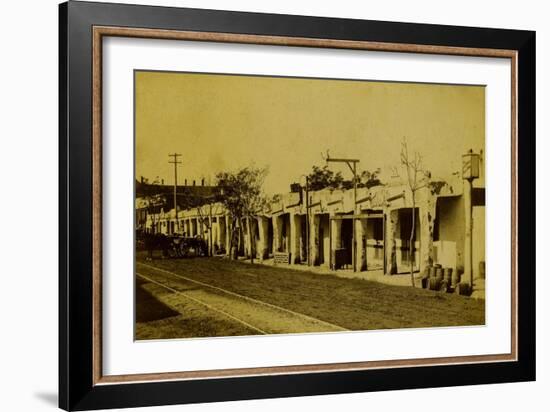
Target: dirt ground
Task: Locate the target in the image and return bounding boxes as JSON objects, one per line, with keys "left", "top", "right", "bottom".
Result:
{"left": 135, "top": 254, "right": 485, "bottom": 340}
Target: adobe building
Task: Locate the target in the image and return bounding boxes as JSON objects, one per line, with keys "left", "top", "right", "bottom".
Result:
{"left": 135, "top": 176, "right": 216, "bottom": 232}
{"left": 145, "top": 170, "right": 485, "bottom": 293}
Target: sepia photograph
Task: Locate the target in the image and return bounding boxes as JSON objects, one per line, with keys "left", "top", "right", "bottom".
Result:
{"left": 134, "top": 70, "right": 486, "bottom": 341}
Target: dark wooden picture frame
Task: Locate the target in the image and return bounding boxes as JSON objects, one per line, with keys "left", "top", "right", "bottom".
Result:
{"left": 59, "top": 1, "right": 535, "bottom": 410}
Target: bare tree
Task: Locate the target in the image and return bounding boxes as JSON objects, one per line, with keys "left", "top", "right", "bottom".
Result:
{"left": 400, "top": 139, "right": 424, "bottom": 287}
{"left": 196, "top": 203, "right": 213, "bottom": 255}
{"left": 143, "top": 177, "right": 165, "bottom": 234}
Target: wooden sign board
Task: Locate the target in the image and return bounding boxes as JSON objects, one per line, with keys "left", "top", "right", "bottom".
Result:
{"left": 273, "top": 252, "right": 290, "bottom": 264}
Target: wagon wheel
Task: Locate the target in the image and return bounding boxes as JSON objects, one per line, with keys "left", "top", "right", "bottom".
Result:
{"left": 438, "top": 280, "right": 450, "bottom": 293}
{"left": 179, "top": 241, "right": 189, "bottom": 258}
{"left": 167, "top": 241, "right": 178, "bottom": 258}
{"left": 166, "top": 246, "right": 174, "bottom": 258}
{"left": 197, "top": 243, "right": 206, "bottom": 257}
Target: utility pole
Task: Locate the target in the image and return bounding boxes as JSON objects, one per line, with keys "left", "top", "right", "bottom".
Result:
{"left": 305, "top": 176, "right": 310, "bottom": 266}
{"left": 300, "top": 175, "right": 311, "bottom": 266}
{"left": 168, "top": 153, "right": 182, "bottom": 233}
{"left": 326, "top": 155, "right": 360, "bottom": 272}
{"left": 209, "top": 203, "right": 213, "bottom": 257}
{"left": 462, "top": 149, "right": 480, "bottom": 290}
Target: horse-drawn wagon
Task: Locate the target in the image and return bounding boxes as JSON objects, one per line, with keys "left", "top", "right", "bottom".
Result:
{"left": 137, "top": 230, "right": 208, "bottom": 260}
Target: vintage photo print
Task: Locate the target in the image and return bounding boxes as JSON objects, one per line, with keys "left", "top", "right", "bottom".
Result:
{"left": 134, "top": 70, "right": 485, "bottom": 340}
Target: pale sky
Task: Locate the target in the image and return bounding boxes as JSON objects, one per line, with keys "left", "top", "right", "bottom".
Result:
{"left": 135, "top": 71, "right": 484, "bottom": 195}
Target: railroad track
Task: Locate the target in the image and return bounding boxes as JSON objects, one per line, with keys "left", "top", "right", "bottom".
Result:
{"left": 137, "top": 272, "right": 268, "bottom": 334}
{"left": 137, "top": 262, "right": 348, "bottom": 335}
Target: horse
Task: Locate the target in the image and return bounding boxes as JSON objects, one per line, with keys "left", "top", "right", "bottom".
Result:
{"left": 143, "top": 232, "right": 171, "bottom": 260}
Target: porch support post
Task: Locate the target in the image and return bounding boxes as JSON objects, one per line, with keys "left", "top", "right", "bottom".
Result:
{"left": 208, "top": 215, "right": 213, "bottom": 255}
{"left": 330, "top": 217, "right": 342, "bottom": 270}
{"left": 272, "top": 215, "right": 283, "bottom": 252}
{"left": 290, "top": 213, "right": 301, "bottom": 264}
{"left": 310, "top": 214, "right": 320, "bottom": 266}
{"left": 197, "top": 217, "right": 203, "bottom": 236}
{"left": 331, "top": 218, "right": 342, "bottom": 250}
{"left": 218, "top": 216, "right": 225, "bottom": 254}
{"left": 356, "top": 218, "right": 367, "bottom": 271}
{"left": 214, "top": 216, "right": 222, "bottom": 249}
{"left": 225, "top": 215, "right": 232, "bottom": 256}
{"left": 190, "top": 218, "right": 196, "bottom": 237}
{"left": 257, "top": 216, "right": 269, "bottom": 261}
{"left": 243, "top": 219, "right": 251, "bottom": 258}
{"left": 385, "top": 209, "right": 398, "bottom": 275}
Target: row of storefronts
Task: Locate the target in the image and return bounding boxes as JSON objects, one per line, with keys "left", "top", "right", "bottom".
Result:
{"left": 141, "top": 174, "right": 485, "bottom": 285}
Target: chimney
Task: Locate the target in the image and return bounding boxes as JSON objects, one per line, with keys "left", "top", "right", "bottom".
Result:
{"left": 201, "top": 178, "right": 205, "bottom": 186}
{"left": 161, "top": 179, "right": 164, "bottom": 185}
{"left": 140, "top": 176, "right": 144, "bottom": 184}
{"left": 185, "top": 179, "right": 187, "bottom": 186}
{"left": 193, "top": 180, "right": 196, "bottom": 186}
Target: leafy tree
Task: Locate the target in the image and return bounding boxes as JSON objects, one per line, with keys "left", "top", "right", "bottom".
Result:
{"left": 306, "top": 165, "right": 344, "bottom": 191}
{"left": 307, "top": 165, "right": 383, "bottom": 191}
{"left": 358, "top": 168, "right": 383, "bottom": 189}
{"left": 216, "top": 166, "right": 268, "bottom": 262}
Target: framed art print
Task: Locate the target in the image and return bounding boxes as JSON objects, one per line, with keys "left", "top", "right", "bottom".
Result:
{"left": 59, "top": 1, "right": 535, "bottom": 410}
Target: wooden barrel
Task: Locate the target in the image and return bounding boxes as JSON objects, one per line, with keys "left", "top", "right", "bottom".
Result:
{"left": 422, "top": 266, "right": 430, "bottom": 279}
{"left": 421, "top": 277, "right": 429, "bottom": 289}
{"left": 429, "top": 266, "right": 437, "bottom": 278}
{"left": 429, "top": 277, "right": 440, "bottom": 291}
{"left": 456, "top": 282, "right": 472, "bottom": 296}
{"left": 435, "top": 267, "right": 444, "bottom": 281}
{"left": 451, "top": 270, "right": 460, "bottom": 287}
{"left": 443, "top": 268, "right": 453, "bottom": 282}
